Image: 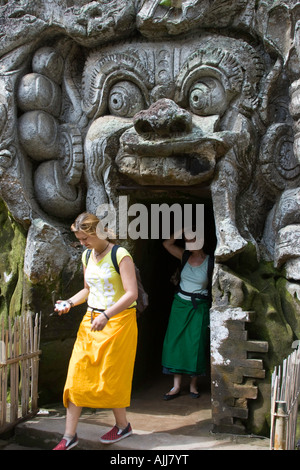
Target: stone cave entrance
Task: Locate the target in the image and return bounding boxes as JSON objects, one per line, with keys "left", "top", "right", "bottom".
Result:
{"left": 128, "top": 187, "right": 217, "bottom": 397}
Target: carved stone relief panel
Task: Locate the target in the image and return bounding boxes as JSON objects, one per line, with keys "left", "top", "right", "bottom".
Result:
{"left": 0, "top": 1, "right": 298, "bottom": 277}
{"left": 20, "top": 34, "right": 267, "bottom": 263}
{"left": 0, "top": 0, "right": 300, "bottom": 434}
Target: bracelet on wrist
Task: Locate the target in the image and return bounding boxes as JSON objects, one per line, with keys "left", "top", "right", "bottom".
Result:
{"left": 102, "top": 311, "right": 109, "bottom": 321}
{"left": 67, "top": 299, "right": 74, "bottom": 308}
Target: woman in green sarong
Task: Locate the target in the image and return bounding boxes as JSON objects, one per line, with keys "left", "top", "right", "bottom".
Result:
{"left": 162, "top": 230, "right": 213, "bottom": 400}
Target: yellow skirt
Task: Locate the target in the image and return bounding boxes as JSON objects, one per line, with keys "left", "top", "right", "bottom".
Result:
{"left": 63, "top": 308, "right": 137, "bottom": 409}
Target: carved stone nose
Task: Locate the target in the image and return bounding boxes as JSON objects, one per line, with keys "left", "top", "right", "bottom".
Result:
{"left": 133, "top": 98, "right": 192, "bottom": 137}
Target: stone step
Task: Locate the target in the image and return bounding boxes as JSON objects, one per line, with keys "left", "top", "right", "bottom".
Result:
{"left": 13, "top": 411, "right": 270, "bottom": 451}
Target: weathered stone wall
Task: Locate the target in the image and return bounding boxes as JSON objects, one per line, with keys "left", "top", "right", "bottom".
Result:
{"left": 0, "top": 200, "right": 26, "bottom": 319}
{"left": 0, "top": 0, "right": 300, "bottom": 433}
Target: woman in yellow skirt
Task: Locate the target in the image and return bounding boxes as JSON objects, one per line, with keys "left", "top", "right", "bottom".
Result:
{"left": 53, "top": 212, "right": 138, "bottom": 450}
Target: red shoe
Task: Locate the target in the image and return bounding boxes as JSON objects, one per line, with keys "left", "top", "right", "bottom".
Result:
{"left": 53, "top": 434, "right": 78, "bottom": 450}
{"left": 100, "top": 423, "right": 132, "bottom": 444}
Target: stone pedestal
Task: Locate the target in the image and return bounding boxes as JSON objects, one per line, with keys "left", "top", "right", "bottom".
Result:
{"left": 211, "top": 307, "right": 268, "bottom": 434}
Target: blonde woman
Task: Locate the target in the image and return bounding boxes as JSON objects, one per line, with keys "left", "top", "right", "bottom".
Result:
{"left": 53, "top": 212, "right": 138, "bottom": 450}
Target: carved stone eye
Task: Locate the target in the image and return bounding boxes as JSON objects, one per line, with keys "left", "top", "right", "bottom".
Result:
{"left": 189, "top": 77, "right": 226, "bottom": 116}
{"left": 108, "top": 81, "right": 145, "bottom": 117}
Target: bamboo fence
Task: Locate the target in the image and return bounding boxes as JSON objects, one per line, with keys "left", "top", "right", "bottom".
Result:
{"left": 0, "top": 312, "right": 41, "bottom": 435}
{"left": 270, "top": 345, "right": 300, "bottom": 450}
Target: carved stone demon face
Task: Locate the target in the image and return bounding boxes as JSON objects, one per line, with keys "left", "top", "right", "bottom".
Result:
{"left": 15, "top": 34, "right": 265, "bottom": 260}
{"left": 83, "top": 35, "right": 262, "bottom": 195}
{"left": 81, "top": 34, "right": 263, "bottom": 259}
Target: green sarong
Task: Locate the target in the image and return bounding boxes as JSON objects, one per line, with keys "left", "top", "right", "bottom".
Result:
{"left": 162, "top": 294, "right": 210, "bottom": 376}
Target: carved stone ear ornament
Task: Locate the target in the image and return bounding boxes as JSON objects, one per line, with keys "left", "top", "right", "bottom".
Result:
{"left": 259, "top": 123, "right": 300, "bottom": 197}
{"left": 32, "top": 121, "right": 84, "bottom": 218}
{"left": 34, "top": 159, "right": 84, "bottom": 219}
{"left": 59, "top": 124, "right": 84, "bottom": 186}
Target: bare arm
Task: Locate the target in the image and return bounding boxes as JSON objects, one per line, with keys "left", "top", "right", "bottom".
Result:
{"left": 106, "top": 256, "right": 138, "bottom": 316}
{"left": 163, "top": 231, "right": 185, "bottom": 260}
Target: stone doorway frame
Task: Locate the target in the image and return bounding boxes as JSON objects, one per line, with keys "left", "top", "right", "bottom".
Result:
{"left": 123, "top": 186, "right": 269, "bottom": 435}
